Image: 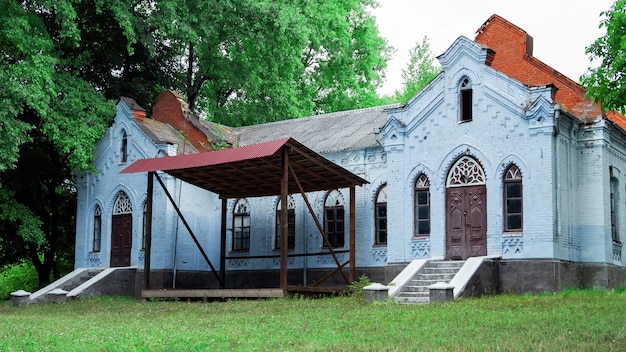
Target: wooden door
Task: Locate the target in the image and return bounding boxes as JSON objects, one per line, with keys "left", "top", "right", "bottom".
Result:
{"left": 446, "top": 185, "right": 487, "bottom": 260}
{"left": 111, "top": 214, "right": 132, "bottom": 267}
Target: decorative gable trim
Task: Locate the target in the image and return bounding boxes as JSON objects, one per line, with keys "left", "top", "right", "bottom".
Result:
{"left": 437, "top": 36, "right": 495, "bottom": 70}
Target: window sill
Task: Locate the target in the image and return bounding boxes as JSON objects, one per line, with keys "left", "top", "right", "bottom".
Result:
{"left": 89, "top": 251, "right": 101, "bottom": 254}
{"left": 412, "top": 235, "right": 430, "bottom": 240}
{"left": 502, "top": 232, "right": 523, "bottom": 236}
{"left": 373, "top": 243, "right": 387, "bottom": 248}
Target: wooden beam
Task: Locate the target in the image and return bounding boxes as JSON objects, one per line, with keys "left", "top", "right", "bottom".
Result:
{"left": 142, "top": 288, "right": 284, "bottom": 299}
{"left": 143, "top": 171, "right": 154, "bottom": 289}
{"left": 350, "top": 186, "right": 356, "bottom": 283}
{"left": 153, "top": 172, "right": 223, "bottom": 287}
{"left": 220, "top": 198, "right": 227, "bottom": 288}
{"left": 288, "top": 165, "right": 349, "bottom": 285}
{"left": 280, "top": 146, "right": 289, "bottom": 290}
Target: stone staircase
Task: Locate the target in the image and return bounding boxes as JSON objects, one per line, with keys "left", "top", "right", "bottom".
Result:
{"left": 29, "top": 268, "right": 104, "bottom": 303}
{"left": 59, "top": 269, "right": 101, "bottom": 292}
{"left": 394, "top": 260, "right": 465, "bottom": 304}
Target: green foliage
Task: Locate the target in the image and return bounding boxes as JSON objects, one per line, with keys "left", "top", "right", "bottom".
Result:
{"left": 583, "top": 0, "right": 626, "bottom": 111}
{"left": 395, "top": 36, "right": 441, "bottom": 105}
{"left": 1, "top": 289, "right": 626, "bottom": 350}
{"left": 348, "top": 274, "right": 372, "bottom": 299}
{"left": 166, "top": 0, "right": 391, "bottom": 126}
{"left": 0, "top": 261, "right": 38, "bottom": 300}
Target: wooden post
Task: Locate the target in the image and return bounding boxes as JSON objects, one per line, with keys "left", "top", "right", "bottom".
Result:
{"left": 220, "top": 198, "right": 227, "bottom": 288}
{"left": 280, "top": 146, "right": 289, "bottom": 291}
{"left": 349, "top": 186, "right": 356, "bottom": 283}
{"left": 143, "top": 171, "right": 154, "bottom": 290}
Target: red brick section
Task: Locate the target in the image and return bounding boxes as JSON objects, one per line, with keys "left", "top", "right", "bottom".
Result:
{"left": 474, "top": 14, "right": 626, "bottom": 130}
{"left": 133, "top": 110, "right": 146, "bottom": 121}
{"left": 149, "top": 90, "right": 212, "bottom": 151}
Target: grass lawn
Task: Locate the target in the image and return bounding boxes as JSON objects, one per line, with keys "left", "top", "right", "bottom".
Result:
{"left": 1, "top": 289, "right": 625, "bottom": 351}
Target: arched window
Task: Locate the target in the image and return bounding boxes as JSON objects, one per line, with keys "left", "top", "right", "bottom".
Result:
{"left": 93, "top": 206, "right": 102, "bottom": 252}
{"left": 459, "top": 78, "right": 473, "bottom": 122}
{"left": 415, "top": 175, "right": 430, "bottom": 236}
{"left": 113, "top": 192, "right": 132, "bottom": 215}
{"left": 375, "top": 185, "right": 387, "bottom": 245}
{"left": 504, "top": 165, "right": 523, "bottom": 232}
{"left": 324, "top": 190, "right": 345, "bottom": 248}
{"left": 276, "top": 196, "right": 295, "bottom": 250}
{"left": 232, "top": 199, "right": 250, "bottom": 252}
{"left": 611, "top": 177, "right": 619, "bottom": 242}
{"left": 121, "top": 131, "right": 128, "bottom": 163}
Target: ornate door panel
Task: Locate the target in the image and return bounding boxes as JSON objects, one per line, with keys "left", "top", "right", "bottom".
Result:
{"left": 445, "top": 156, "right": 487, "bottom": 260}
{"left": 445, "top": 186, "right": 487, "bottom": 260}
{"left": 111, "top": 214, "right": 132, "bottom": 267}
{"left": 110, "top": 191, "right": 133, "bottom": 267}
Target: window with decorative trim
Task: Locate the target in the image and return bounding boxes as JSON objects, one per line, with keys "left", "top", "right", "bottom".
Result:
{"left": 324, "top": 190, "right": 345, "bottom": 248}
{"left": 375, "top": 184, "right": 387, "bottom": 245}
{"left": 93, "top": 206, "right": 102, "bottom": 252}
{"left": 415, "top": 175, "right": 430, "bottom": 236}
{"left": 276, "top": 196, "right": 295, "bottom": 250}
{"left": 459, "top": 78, "right": 473, "bottom": 122}
{"left": 611, "top": 177, "right": 619, "bottom": 243}
{"left": 232, "top": 198, "right": 251, "bottom": 252}
{"left": 113, "top": 191, "right": 133, "bottom": 215}
{"left": 503, "top": 165, "right": 523, "bottom": 232}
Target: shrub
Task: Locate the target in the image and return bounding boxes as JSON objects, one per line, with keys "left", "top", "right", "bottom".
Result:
{"left": 348, "top": 274, "right": 372, "bottom": 299}
{"left": 0, "top": 261, "right": 39, "bottom": 300}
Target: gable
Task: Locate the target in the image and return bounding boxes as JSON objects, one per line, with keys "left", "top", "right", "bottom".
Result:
{"left": 474, "top": 14, "right": 626, "bottom": 128}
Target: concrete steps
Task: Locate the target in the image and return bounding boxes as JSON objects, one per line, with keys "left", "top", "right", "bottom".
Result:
{"left": 394, "top": 260, "right": 464, "bottom": 304}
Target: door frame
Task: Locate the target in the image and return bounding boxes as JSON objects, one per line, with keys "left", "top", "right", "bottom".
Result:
{"left": 110, "top": 191, "right": 133, "bottom": 267}
{"left": 445, "top": 156, "right": 487, "bottom": 260}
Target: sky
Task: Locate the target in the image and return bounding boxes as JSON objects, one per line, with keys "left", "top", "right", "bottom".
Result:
{"left": 372, "top": 0, "right": 616, "bottom": 95}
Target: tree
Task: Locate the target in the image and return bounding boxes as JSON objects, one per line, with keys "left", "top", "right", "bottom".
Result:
{"left": 164, "top": 0, "right": 391, "bottom": 126}
{"left": 394, "top": 36, "right": 441, "bottom": 105}
{"left": 1, "top": 0, "right": 391, "bottom": 285}
{"left": 582, "top": 0, "right": 626, "bottom": 111}
{"left": 0, "top": 0, "right": 114, "bottom": 285}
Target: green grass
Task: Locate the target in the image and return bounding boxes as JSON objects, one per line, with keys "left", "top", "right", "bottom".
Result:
{"left": 1, "top": 289, "right": 625, "bottom": 351}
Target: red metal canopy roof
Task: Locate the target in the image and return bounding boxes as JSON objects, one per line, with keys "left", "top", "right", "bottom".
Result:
{"left": 121, "top": 137, "right": 368, "bottom": 198}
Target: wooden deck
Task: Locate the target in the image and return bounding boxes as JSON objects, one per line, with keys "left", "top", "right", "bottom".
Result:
{"left": 142, "top": 286, "right": 349, "bottom": 299}
{"left": 142, "top": 288, "right": 284, "bottom": 299}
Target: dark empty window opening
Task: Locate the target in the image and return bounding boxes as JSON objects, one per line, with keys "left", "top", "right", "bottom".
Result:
{"left": 121, "top": 131, "right": 128, "bottom": 163}
{"left": 460, "top": 78, "right": 473, "bottom": 122}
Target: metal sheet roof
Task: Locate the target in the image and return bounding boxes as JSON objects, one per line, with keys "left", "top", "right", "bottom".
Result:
{"left": 234, "top": 105, "right": 398, "bottom": 153}
{"left": 121, "top": 137, "right": 368, "bottom": 198}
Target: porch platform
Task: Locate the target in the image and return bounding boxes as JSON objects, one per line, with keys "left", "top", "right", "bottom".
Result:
{"left": 142, "top": 288, "right": 284, "bottom": 299}
{"left": 142, "top": 286, "right": 349, "bottom": 300}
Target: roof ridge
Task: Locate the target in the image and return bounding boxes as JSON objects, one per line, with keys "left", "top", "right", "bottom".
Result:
{"left": 236, "top": 103, "right": 399, "bottom": 130}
